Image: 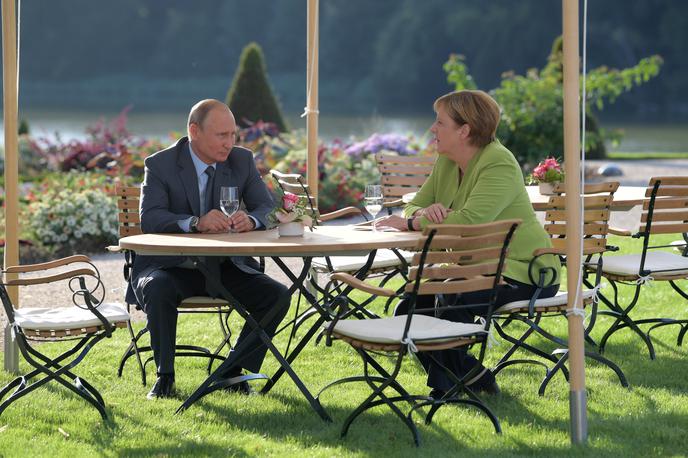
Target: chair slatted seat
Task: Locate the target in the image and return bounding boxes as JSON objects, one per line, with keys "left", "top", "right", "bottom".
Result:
{"left": 112, "top": 185, "right": 235, "bottom": 386}
{"left": 491, "top": 182, "right": 628, "bottom": 395}
{"left": 596, "top": 177, "right": 688, "bottom": 358}
{"left": 317, "top": 220, "right": 519, "bottom": 446}
{"left": 0, "top": 255, "right": 129, "bottom": 420}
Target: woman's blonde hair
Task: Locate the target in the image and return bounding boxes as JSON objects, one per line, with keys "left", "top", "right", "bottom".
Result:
{"left": 433, "top": 90, "right": 501, "bottom": 147}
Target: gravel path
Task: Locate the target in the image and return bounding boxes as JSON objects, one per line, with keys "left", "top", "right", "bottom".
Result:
{"left": 2, "top": 159, "right": 686, "bottom": 346}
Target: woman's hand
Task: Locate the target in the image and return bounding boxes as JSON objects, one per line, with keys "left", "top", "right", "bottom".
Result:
{"left": 418, "top": 203, "right": 448, "bottom": 223}
{"left": 374, "top": 215, "right": 407, "bottom": 231}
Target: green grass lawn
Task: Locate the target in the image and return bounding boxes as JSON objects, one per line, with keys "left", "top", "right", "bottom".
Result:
{"left": 0, "top": 235, "right": 687, "bottom": 457}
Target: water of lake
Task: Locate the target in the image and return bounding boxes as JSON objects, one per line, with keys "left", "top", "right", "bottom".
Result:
{"left": 1, "top": 110, "right": 687, "bottom": 152}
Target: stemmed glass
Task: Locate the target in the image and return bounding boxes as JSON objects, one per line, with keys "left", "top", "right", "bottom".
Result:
{"left": 220, "top": 186, "right": 240, "bottom": 232}
{"left": 364, "top": 184, "right": 383, "bottom": 230}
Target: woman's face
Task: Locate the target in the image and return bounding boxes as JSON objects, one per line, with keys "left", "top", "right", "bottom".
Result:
{"left": 430, "top": 105, "right": 466, "bottom": 157}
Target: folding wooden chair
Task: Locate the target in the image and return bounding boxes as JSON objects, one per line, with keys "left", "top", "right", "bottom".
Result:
{"left": 317, "top": 220, "right": 519, "bottom": 446}
{"left": 270, "top": 169, "right": 409, "bottom": 314}
{"left": 111, "top": 185, "right": 235, "bottom": 385}
{"left": 491, "top": 182, "right": 628, "bottom": 395}
{"left": 0, "top": 255, "right": 129, "bottom": 420}
{"left": 596, "top": 176, "right": 688, "bottom": 358}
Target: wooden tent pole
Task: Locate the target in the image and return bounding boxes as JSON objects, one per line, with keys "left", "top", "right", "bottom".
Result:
{"left": 306, "top": 0, "right": 319, "bottom": 205}
{"left": 2, "top": 0, "right": 20, "bottom": 373}
{"left": 563, "top": 0, "right": 587, "bottom": 444}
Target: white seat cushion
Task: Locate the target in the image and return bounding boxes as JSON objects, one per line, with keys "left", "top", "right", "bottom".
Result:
{"left": 14, "top": 302, "right": 130, "bottom": 331}
{"left": 495, "top": 290, "right": 594, "bottom": 314}
{"left": 312, "top": 249, "right": 413, "bottom": 273}
{"left": 601, "top": 251, "right": 688, "bottom": 277}
{"left": 331, "top": 314, "right": 486, "bottom": 345}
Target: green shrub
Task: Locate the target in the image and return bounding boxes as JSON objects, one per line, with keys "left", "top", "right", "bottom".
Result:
{"left": 444, "top": 36, "right": 662, "bottom": 169}
{"left": 226, "top": 42, "right": 288, "bottom": 132}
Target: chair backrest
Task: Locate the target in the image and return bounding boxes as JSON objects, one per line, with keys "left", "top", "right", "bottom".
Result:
{"left": 640, "top": 176, "right": 688, "bottom": 237}
{"left": 269, "top": 169, "right": 316, "bottom": 212}
{"left": 375, "top": 153, "right": 435, "bottom": 205}
{"left": 543, "top": 181, "right": 619, "bottom": 256}
{"left": 115, "top": 185, "right": 142, "bottom": 237}
{"left": 405, "top": 220, "right": 520, "bottom": 316}
{"left": 635, "top": 176, "right": 688, "bottom": 273}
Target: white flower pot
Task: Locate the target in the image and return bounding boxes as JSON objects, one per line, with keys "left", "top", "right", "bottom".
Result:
{"left": 538, "top": 182, "right": 561, "bottom": 196}
{"left": 278, "top": 221, "right": 304, "bottom": 237}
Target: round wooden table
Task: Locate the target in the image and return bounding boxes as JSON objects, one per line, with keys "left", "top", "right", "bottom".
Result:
{"left": 119, "top": 225, "right": 421, "bottom": 420}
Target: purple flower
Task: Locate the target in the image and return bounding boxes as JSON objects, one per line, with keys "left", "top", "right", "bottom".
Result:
{"left": 344, "top": 133, "right": 416, "bottom": 158}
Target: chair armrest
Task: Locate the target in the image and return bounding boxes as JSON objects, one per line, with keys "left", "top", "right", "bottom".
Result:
{"left": 4, "top": 268, "right": 97, "bottom": 286}
{"left": 608, "top": 226, "right": 632, "bottom": 236}
{"left": 533, "top": 247, "right": 565, "bottom": 257}
{"left": 3, "top": 254, "right": 93, "bottom": 274}
{"left": 107, "top": 245, "right": 123, "bottom": 253}
{"left": 533, "top": 246, "right": 607, "bottom": 258}
{"left": 319, "top": 206, "right": 362, "bottom": 222}
{"left": 330, "top": 272, "right": 396, "bottom": 297}
{"left": 383, "top": 199, "right": 403, "bottom": 208}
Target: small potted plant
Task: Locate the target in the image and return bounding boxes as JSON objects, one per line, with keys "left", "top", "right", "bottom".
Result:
{"left": 528, "top": 157, "right": 565, "bottom": 195}
{"left": 267, "top": 187, "right": 315, "bottom": 237}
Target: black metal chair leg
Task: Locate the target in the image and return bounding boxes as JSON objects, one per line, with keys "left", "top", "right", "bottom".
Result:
{"left": 421, "top": 397, "right": 502, "bottom": 434}
{"left": 341, "top": 388, "right": 421, "bottom": 446}
{"left": 118, "top": 324, "right": 149, "bottom": 385}
{"left": 678, "top": 323, "right": 687, "bottom": 346}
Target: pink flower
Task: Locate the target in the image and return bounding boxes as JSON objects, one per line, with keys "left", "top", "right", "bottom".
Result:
{"left": 530, "top": 156, "right": 564, "bottom": 184}
{"left": 282, "top": 192, "right": 300, "bottom": 211}
{"left": 543, "top": 157, "right": 560, "bottom": 170}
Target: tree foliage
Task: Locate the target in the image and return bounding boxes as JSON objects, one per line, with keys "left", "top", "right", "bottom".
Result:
{"left": 14, "top": 0, "right": 686, "bottom": 119}
{"left": 226, "top": 42, "right": 288, "bottom": 132}
{"left": 444, "top": 36, "right": 662, "bottom": 167}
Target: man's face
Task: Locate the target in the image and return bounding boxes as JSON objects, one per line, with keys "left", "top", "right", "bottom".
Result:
{"left": 189, "top": 107, "right": 237, "bottom": 164}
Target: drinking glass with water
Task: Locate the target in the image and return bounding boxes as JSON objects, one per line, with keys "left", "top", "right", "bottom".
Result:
{"left": 364, "top": 184, "right": 383, "bottom": 230}
{"left": 220, "top": 186, "right": 239, "bottom": 232}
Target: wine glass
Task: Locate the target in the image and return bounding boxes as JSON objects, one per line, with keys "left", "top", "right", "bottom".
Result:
{"left": 364, "top": 184, "right": 383, "bottom": 230}
{"left": 220, "top": 186, "right": 240, "bottom": 232}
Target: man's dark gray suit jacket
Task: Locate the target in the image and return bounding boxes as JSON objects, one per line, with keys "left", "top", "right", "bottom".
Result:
{"left": 124, "top": 136, "right": 274, "bottom": 305}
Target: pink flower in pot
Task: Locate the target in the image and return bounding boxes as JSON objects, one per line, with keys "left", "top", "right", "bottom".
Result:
{"left": 282, "top": 192, "right": 300, "bottom": 211}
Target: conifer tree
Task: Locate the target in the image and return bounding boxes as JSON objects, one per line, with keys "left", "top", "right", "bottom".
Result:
{"left": 226, "top": 42, "right": 288, "bottom": 132}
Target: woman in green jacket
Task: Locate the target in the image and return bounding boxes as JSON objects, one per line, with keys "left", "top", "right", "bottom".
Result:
{"left": 377, "top": 90, "right": 560, "bottom": 397}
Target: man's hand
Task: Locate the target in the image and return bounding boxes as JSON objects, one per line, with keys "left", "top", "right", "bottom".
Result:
{"left": 198, "top": 209, "right": 231, "bottom": 233}
{"left": 229, "top": 210, "right": 256, "bottom": 233}
{"left": 418, "top": 203, "right": 448, "bottom": 223}
{"left": 374, "top": 215, "right": 407, "bottom": 231}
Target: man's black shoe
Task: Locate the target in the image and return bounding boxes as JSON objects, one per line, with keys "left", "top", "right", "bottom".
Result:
{"left": 223, "top": 380, "right": 255, "bottom": 396}
{"left": 220, "top": 367, "right": 255, "bottom": 395}
{"left": 147, "top": 374, "right": 176, "bottom": 400}
{"left": 429, "top": 388, "right": 447, "bottom": 400}
{"left": 472, "top": 381, "right": 501, "bottom": 395}
{"left": 430, "top": 380, "right": 500, "bottom": 399}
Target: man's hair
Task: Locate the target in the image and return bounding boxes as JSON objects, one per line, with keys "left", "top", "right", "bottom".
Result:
{"left": 433, "top": 90, "right": 501, "bottom": 147}
{"left": 187, "top": 99, "right": 228, "bottom": 133}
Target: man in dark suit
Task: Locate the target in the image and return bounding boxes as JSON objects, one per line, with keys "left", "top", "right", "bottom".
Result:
{"left": 126, "top": 99, "right": 290, "bottom": 399}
